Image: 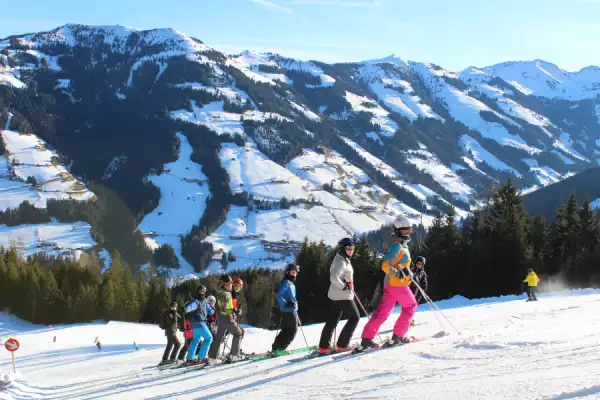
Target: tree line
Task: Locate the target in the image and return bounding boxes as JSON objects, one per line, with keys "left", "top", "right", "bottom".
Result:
{"left": 0, "top": 249, "right": 170, "bottom": 326}
{"left": 1, "top": 180, "right": 599, "bottom": 330}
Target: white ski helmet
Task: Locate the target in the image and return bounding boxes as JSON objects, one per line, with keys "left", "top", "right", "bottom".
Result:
{"left": 393, "top": 215, "right": 412, "bottom": 241}
{"left": 393, "top": 215, "right": 411, "bottom": 230}
{"left": 207, "top": 295, "right": 216, "bottom": 304}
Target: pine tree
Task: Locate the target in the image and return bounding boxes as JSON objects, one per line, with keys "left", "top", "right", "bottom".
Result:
{"left": 578, "top": 198, "right": 600, "bottom": 255}
{"left": 485, "top": 180, "right": 530, "bottom": 295}
{"left": 527, "top": 214, "right": 548, "bottom": 273}
{"left": 100, "top": 278, "right": 118, "bottom": 321}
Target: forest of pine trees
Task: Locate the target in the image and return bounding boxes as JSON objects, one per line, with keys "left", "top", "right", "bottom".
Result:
{"left": 1, "top": 180, "right": 599, "bottom": 329}
{"left": 0, "top": 249, "right": 170, "bottom": 326}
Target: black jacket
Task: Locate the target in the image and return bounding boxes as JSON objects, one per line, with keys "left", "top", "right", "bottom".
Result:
{"left": 163, "top": 309, "right": 180, "bottom": 335}
{"left": 410, "top": 266, "right": 428, "bottom": 292}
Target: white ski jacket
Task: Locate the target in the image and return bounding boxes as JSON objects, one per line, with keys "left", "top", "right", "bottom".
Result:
{"left": 327, "top": 253, "right": 354, "bottom": 301}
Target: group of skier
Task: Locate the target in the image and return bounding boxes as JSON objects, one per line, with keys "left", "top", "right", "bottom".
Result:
{"left": 161, "top": 276, "right": 246, "bottom": 365}
{"left": 160, "top": 214, "right": 541, "bottom": 365}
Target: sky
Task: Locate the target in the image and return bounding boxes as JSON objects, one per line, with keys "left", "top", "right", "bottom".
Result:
{"left": 1, "top": 0, "right": 599, "bottom": 71}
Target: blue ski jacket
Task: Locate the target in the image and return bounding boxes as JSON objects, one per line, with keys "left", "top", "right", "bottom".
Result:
{"left": 275, "top": 279, "right": 298, "bottom": 312}
{"left": 184, "top": 297, "right": 215, "bottom": 329}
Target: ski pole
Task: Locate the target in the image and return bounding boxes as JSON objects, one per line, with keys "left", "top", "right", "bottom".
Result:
{"left": 296, "top": 314, "right": 310, "bottom": 350}
{"left": 411, "top": 278, "right": 446, "bottom": 330}
{"left": 412, "top": 278, "right": 460, "bottom": 335}
{"left": 353, "top": 291, "right": 384, "bottom": 344}
{"left": 419, "top": 286, "right": 459, "bottom": 332}
{"left": 220, "top": 332, "right": 230, "bottom": 359}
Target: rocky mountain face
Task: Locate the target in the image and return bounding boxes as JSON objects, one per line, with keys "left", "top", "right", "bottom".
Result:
{"left": 1, "top": 24, "right": 599, "bottom": 275}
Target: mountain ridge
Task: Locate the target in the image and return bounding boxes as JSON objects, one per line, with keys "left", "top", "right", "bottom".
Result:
{"left": 1, "top": 23, "right": 599, "bottom": 276}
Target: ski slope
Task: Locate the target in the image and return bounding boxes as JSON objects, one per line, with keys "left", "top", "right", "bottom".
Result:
{"left": 2, "top": 289, "right": 600, "bottom": 399}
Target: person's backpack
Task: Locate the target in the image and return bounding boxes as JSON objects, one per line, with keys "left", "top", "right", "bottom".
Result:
{"left": 158, "top": 310, "right": 167, "bottom": 329}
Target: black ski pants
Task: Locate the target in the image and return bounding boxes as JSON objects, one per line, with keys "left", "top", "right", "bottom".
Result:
{"left": 526, "top": 286, "right": 538, "bottom": 301}
{"left": 319, "top": 299, "right": 360, "bottom": 349}
{"left": 162, "top": 333, "right": 181, "bottom": 361}
{"left": 272, "top": 311, "right": 299, "bottom": 351}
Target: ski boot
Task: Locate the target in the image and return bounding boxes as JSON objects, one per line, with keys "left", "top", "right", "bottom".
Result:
{"left": 384, "top": 334, "right": 412, "bottom": 347}
{"left": 354, "top": 338, "right": 378, "bottom": 353}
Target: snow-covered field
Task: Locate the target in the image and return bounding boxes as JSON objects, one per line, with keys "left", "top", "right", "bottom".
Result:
{"left": 0, "top": 222, "right": 95, "bottom": 259}
{"left": 138, "top": 133, "right": 210, "bottom": 275}
{"left": 2, "top": 289, "right": 600, "bottom": 399}
{"left": 0, "top": 130, "right": 94, "bottom": 209}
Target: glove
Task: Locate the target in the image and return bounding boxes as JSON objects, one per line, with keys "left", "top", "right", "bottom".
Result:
{"left": 235, "top": 308, "right": 242, "bottom": 316}
{"left": 284, "top": 301, "right": 297, "bottom": 309}
{"left": 343, "top": 281, "right": 354, "bottom": 291}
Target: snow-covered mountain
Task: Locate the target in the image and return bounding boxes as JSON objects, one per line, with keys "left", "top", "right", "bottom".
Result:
{"left": 1, "top": 24, "right": 599, "bottom": 275}
{"left": 2, "top": 289, "right": 600, "bottom": 399}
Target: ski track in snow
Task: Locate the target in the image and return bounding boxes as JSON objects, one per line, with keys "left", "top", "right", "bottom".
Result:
{"left": 2, "top": 290, "right": 600, "bottom": 399}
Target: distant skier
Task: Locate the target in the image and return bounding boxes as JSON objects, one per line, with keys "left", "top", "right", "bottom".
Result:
{"left": 208, "top": 275, "right": 245, "bottom": 363}
{"left": 133, "top": 342, "right": 139, "bottom": 351}
{"left": 183, "top": 285, "right": 214, "bottom": 365}
{"left": 160, "top": 301, "right": 181, "bottom": 365}
{"left": 53, "top": 336, "right": 56, "bottom": 343}
{"left": 318, "top": 237, "right": 360, "bottom": 354}
{"left": 96, "top": 340, "right": 103, "bottom": 351}
{"left": 207, "top": 295, "right": 218, "bottom": 337}
{"left": 523, "top": 269, "right": 540, "bottom": 301}
{"left": 361, "top": 216, "right": 417, "bottom": 348}
{"left": 410, "top": 256, "right": 428, "bottom": 326}
{"left": 271, "top": 263, "right": 300, "bottom": 355}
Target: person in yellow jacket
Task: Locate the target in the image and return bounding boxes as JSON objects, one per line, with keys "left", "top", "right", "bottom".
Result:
{"left": 360, "top": 216, "right": 416, "bottom": 348}
{"left": 207, "top": 275, "right": 244, "bottom": 362}
{"left": 523, "top": 269, "right": 540, "bottom": 302}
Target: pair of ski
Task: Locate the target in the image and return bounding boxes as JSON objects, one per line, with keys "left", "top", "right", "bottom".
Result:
{"left": 168, "top": 346, "right": 320, "bottom": 372}
{"left": 340, "top": 330, "right": 447, "bottom": 359}
{"left": 287, "top": 330, "right": 447, "bottom": 363}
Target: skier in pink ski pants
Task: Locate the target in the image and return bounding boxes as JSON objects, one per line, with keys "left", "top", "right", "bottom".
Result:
{"left": 361, "top": 216, "right": 417, "bottom": 348}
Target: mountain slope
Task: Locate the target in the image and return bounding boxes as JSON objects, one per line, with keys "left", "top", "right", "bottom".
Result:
{"left": 2, "top": 290, "right": 600, "bottom": 399}
{"left": 522, "top": 166, "right": 600, "bottom": 220}
{"left": 1, "top": 24, "right": 599, "bottom": 275}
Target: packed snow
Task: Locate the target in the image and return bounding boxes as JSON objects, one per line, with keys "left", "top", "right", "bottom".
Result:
{"left": 0, "top": 71, "right": 25, "bottom": 89}
{"left": 404, "top": 147, "right": 475, "bottom": 203}
{"left": 461, "top": 69, "right": 556, "bottom": 137}
{"left": 276, "top": 58, "right": 336, "bottom": 88}
{"left": 175, "top": 82, "right": 252, "bottom": 107}
{"left": 484, "top": 60, "right": 600, "bottom": 100}
{"left": 0, "top": 221, "right": 95, "bottom": 259}
{"left": 413, "top": 63, "right": 542, "bottom": 155}
{"left": 226, "top": 51, "right": 291, "bottom": 86}
{"left": 521, "top": 158, "right": 563, "bottom": 186}
{"left": 338, "top": 91, "right": 399, "bottom": 137}
{"left": 341, "top": 136, "right": 472, "bottom": 211}
{"left": 138, "top": 133, "right": 209, "bottom": 275}
{"left": 203, "top": 206, "right": 293, "bottom": 274}
{"left": 459, "top": 135, "right": 523, "bottom": 177}
{"left": 3, "top": 289, "right": 600, "bottom": 399}
{"left": 220, "top": 142, "right": 309, "bottom": 201}
{"left": 289, "top": 101, "right": 321, "bottom": 121}
{"left": 0, "top": 130, "right": 94, "bottom": 210}
{"left": 358, "top": 62, "right": 443, "bottom": 122}
{"left": 553, "top": 132, "right": 589, "bottom": 163}
{"left": 170, "top": 101, "right": 289, "bottom": 137}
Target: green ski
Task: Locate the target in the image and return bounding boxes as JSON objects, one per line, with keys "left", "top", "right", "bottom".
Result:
{"left": 248, "top": 346, "right": 318, "bottom": 362}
